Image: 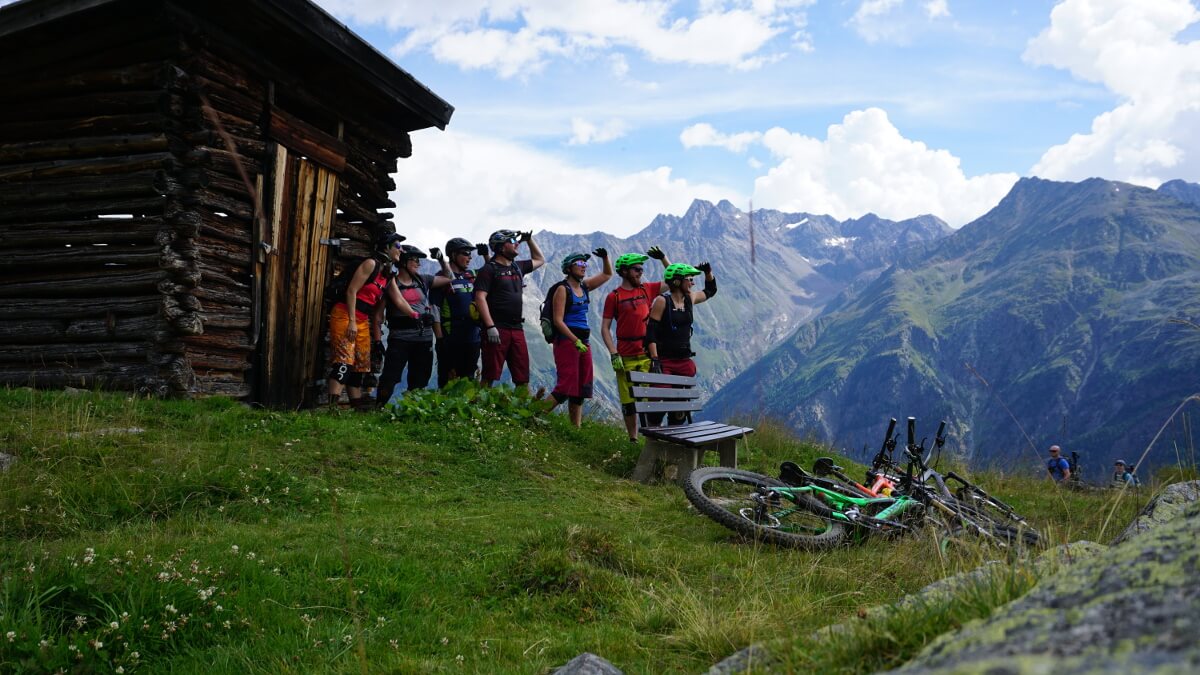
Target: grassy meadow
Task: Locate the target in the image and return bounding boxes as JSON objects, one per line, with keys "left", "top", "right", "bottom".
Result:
{"left": 0, "top": 387, "right": 1152, "bottom": 674}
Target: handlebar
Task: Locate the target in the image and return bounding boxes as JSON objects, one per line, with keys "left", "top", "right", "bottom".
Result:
{"left": 906, "top": 417, "right": 916, "bottom": 449}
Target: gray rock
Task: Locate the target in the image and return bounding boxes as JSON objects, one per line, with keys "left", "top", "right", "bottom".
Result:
{"left": 63, "top": 386, "right": 86, "bottom": 395}
{"left": 1111, "top": 480, "right": 1200, "bottom": 545}
{"left": 891, "top": 499, "right": 1200, "bottom": 674}
{"left": 553, "top": 652, "right": 623, "bottom": 675}
{"left": 0, "top": 452, "right": 15, "bottom": 472}
{"left": 705, "top": 643, "right": 774, "bottom": 674}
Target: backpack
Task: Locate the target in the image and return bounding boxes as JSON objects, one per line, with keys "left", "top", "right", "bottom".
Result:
{"left": 325, "top": 255, "right": 388, "bottom": 313}
{"left": 539, "top": 280, "right": 587, "bottom": 343}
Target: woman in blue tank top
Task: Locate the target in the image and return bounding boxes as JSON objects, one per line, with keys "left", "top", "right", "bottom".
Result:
{"left": 548, "top": 249, "right": 613, "bottom": 426}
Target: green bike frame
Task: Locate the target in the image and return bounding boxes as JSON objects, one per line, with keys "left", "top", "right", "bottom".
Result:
{"left": 760, "top": 482, "right": 921, "bottom": 534}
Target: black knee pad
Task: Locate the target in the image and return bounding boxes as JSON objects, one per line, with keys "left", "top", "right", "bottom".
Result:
{"left": 362, "top": 373, "right": 379, "bottom": 388}
{"left": 622, "top": 402, "right": 637, "bottom": 416}
{"left": 329, "top": 362, "right": 351, "bottom": 383}
{"left": 345, "top": 371, "right": 366, "bottom": 387}
{"left": 569, "top": 396, "right": 584, "bottom": 406}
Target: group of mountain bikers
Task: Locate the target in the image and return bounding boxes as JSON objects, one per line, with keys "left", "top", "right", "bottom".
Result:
{"left": 325, "top": 228, "right": 716, "bottom": 436}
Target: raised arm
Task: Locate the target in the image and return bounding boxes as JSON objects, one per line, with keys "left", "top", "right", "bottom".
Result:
{"left": 429, "top": 248, "right": 452, "bottom": 289}
{"left": 584, "top": 247, "right": 613, "bottom": 290}
{"left": 647, "top": 245, "right": 671, "bottom": 268}
{"left": 691, "top": 261, "right": 716, "bottom": 305}
{"left": 523, "top": 231, "right": 545, "bottom": 271}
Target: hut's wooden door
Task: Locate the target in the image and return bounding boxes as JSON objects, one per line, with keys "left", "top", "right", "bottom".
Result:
{"left": 260, "top": 145, "right": 340, "bottom": 408}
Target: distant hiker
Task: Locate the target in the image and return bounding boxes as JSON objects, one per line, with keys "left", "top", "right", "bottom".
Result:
{"left": 1111, "top": 460, "right": 1141, "bottom": 487}
{"left": 645, "top": 262, "right": 717, "bottom": 423}
{"left": 431, "top": 237, "right": 483, "bottom": 387}
{"left": 601, "top": 246, "right": 672, "bottom": 442}
{"left": 475, "top": 229, "right": 545, "bottom": 391}
{"left": 1111, "top": 460, "right": 1129, "bottom": 486}
{"left": 376, "top": 245, "right": 451, "bottom": 406}
{"left": 327, "top": 231, "right": 412, "bottom": 410}
{"left": 1046, "top": 445, "right": 1071, "bottom": 483}
{"left": 545, "top": 248, "right": 613, "bottom": 426}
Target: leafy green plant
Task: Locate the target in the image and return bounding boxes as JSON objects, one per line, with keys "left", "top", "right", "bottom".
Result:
{"left": 384, "top": 379, "right": 550, "bottom": 424}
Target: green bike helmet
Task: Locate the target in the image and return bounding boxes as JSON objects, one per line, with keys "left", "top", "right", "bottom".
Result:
{"left": 561, "top": 252, "right": 590, "bottom": 274}
{"left": 614, "top": 253, "right": 649, "bottom": 272}
{"left": 663, "top": 263, "right": 701, "bottom": 283}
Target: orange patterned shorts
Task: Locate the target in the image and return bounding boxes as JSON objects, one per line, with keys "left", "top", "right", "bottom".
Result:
{"left": 329, "top": 304, "right": 371, "bottom": 372}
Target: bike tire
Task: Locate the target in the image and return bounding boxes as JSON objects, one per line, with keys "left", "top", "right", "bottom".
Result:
{"left": 930, "top": 496, "right": 1041, "bottom": 548}
{"left": 684, "top": 467, "right": 848, "bottom": 550}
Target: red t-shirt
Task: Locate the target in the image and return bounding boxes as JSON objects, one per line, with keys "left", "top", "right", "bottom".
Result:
{"left": 602, "top": 281, "right": 662, "bottom": 357}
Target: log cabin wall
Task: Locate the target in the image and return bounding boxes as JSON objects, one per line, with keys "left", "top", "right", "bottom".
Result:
{"left": 172, "top": 31, "right": 413, "bottom": 406}
{"left": 0, "top": 15, "right": 200, "bottom": 395}
{"left": 1, "top": 0, "right": 447, "bottom": 405}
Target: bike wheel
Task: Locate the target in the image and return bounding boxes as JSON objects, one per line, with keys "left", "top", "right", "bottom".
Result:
{"left": 954, "top": 490, "right": 1041, "bottom": 547}
{"left": 684, "top": 467, "right": 848, "bottom": 550}
{"left": 929, "top": 496, "right": 1040, "bottom": 549}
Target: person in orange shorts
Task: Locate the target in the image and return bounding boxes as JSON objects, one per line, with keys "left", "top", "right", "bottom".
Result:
{"left": 327, "top": 231, "right": 414, "bottom": 409}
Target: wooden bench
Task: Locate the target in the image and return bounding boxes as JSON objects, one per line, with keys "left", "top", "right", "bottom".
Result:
{"left": 627, "top": 370, "right": 754, "bottom": 486}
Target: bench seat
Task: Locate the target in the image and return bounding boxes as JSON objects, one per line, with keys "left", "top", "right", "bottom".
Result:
{"left": 627, "top": 371, "right": 753, "bottom": 486}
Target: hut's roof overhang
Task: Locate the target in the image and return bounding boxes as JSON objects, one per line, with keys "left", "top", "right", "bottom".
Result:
{"left": 0, "top": 0, "right": 454, "bottom": 132}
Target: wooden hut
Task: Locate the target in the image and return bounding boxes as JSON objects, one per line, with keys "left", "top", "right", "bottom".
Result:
{"left": 0, "top": 0, "right": 453, "bottom": 407}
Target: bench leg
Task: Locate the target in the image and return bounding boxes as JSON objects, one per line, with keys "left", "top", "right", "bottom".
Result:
{"left": 718, "top": 438, "right": 738, "bottom": 469}
{"left": 631, "top": 439, "right": 660, "bottom": 484}
{"left": 672, "top": 447, "right": 702, "bottom": 486}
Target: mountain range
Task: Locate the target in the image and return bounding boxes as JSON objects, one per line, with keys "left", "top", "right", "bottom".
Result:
{"left": 707, "top": 177, "right": 1200, "bottom": 476}
{"left": 518, "top": 200, "right": 950, "bottom": 413}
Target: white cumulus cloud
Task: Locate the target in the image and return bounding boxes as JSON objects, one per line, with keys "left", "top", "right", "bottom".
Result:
{"left": 742, "top": 108, "right": 1017, "bottom": 226}
{"left": 848, "top": 0, "right": 951, "bottom": 44}
{"left": 924, "top": 0, "right": 949, "bottom": 19}
{"left": 680, "top": 123, "right": 763, "bottom": 153}
{"left": 320, "top": 0, "right": 808, "bottom": 77}
{"left": 389, "top": 130, "right": 741, "bottom": 246}
{"left": 1024, "top": 0, "right": 1200, "bottom": 186}
{"left": 568, "top": 118, "right": 629, "bottom": 145}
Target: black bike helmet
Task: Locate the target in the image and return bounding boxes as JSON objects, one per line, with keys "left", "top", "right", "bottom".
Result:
{"left": 445, "top": 237, "right": 474, "bottom": 255}
{"left": 374, "top": 231, "right": 406, "bottom": 253}
{"left": 488, "top": 229, "right": 520, "bottom": 253}
{"left": 399, "top": 244, "right": 427, "bottom": 264}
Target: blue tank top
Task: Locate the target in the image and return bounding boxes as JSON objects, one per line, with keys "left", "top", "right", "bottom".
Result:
{"left": 563, "top": 283, "right": 590, "bottom": 331}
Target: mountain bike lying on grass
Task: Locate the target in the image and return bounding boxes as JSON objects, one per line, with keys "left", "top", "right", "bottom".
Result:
{"left": 683, "top": 417, "right": 1040, "bottom": 550}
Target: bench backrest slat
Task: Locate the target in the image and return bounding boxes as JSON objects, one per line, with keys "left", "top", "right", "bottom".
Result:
{"left": 628, "top": 371, "right": 696, "bottom": 386}
{"left": 629, "top": 386, "right": 701, "bottom": 400}
{"left": 633, "top": 400, "right": 704, "bottom": 414}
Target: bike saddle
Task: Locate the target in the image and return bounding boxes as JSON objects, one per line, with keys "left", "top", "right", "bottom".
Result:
{"left": 779, "top": 461, "right": 809, "bottom": 486}
{"left": 812, "top": 457, "right": 840, "bottom": 476}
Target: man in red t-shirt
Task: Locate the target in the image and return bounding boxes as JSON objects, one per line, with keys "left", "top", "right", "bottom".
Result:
{"left": 600, "top": 246, "right": 672, "bottom": 441}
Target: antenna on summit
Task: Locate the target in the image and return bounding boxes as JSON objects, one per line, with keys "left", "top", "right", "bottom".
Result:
{"left": 749, "top": 199, "right": 755, "bottom": 265}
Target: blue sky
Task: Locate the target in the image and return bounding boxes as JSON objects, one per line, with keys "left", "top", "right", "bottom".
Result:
{"left": 12, "top": 0, "right": 1192, "bottom": 246}
{"left": 312, "top": 0, "right": 1200, "bottom": 246}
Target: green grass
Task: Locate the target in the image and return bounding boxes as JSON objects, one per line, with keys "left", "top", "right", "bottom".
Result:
{"left": 0, "top": 389, "right": 1151, "bottom": 673}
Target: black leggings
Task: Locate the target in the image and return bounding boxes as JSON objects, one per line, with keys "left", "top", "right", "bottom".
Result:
{"left": 436, "top": 340, "right": 481, "bottom": 388}
{"left": 376, "top": 340, "right": 433, "bottom": 405}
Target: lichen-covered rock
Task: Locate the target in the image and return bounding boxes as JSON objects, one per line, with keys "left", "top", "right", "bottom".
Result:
{"left": 1111, "top": 480, "right": 1200, "bottom": 546}
{"left": 891, "top": 500, "right": 1200, "bottom": 674}
{"left": 553, "top": 652, "right": 623, "bottom": 675}
{"left": 0, "top": 452, "right": 15, "bottom": 472}
{"left": 705, "top": 643, "right": 774, "bottom": 674}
